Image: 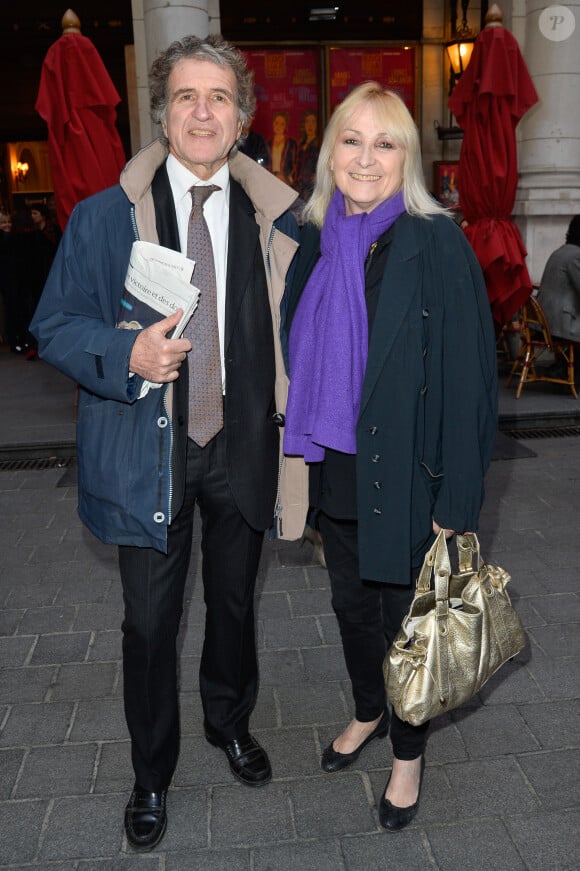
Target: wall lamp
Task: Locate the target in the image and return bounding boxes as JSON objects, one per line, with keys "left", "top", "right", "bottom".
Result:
{"left": 16, "top": 161, "right": 30, "bottom": 181}
{"left": 435, "top": 0, "right": 476, "bottom": 140}
{"left": 446, "top": 0, "right": 475, "bottom": 84}
{"left": 445, "top": 36, "right": 475, "bottom": 83}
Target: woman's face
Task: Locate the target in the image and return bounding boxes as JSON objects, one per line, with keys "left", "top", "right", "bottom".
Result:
{"left": 330, "top": 102, "right": 405, "bottom": 216}
{"left": 273, "top": 114, "right": 287, "bottom": 135}
{"left": 304, "top": 114, "right": 317, "bottom": 138}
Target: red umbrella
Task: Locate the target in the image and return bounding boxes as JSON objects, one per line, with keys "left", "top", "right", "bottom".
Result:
{"left": 35, "top": 9, "right": 126, "bottom": 231}
{"left": 448, "top": 8, "right": 538, "bottom": 327}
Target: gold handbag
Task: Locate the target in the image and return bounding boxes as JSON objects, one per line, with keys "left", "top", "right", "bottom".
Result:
{"left": 383, "top": 530, "right": 526, "bottom": 726}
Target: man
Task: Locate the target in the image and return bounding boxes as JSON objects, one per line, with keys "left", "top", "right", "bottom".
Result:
{"left": 31, "top": 34, "right": 307, "bottom": 851}
{"left": 537, "top": 215, "right": 580, "bottom": 377}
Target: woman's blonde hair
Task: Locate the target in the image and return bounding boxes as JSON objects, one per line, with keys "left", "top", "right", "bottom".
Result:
{"left": 303, "top": 82, "right": 447, "bottom": 227}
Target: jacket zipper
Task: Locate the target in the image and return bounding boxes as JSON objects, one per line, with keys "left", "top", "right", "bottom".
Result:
{"left": 266, "top": 223, "right": 285, "bottom": 537}
{"left": 163, "top": 389, "right": 174, "bottom": 526}
{"left": 129, "top": 205, "right": 139, "bottom": 243}
{"left": 265, "top": 224, "right": 275, "bottom": 276}
{"left": 273, "top": 454, "right": 284, "bottom": 538}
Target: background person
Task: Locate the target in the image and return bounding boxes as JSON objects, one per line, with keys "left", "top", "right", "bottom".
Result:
{"left": 27, "top": 205, "right": 62, "bottom": 358}
{"left": 537, "top": 215, "right": 580, "bottom": 377}
{"left": 0, "top": 209, "right": 24, "bottom": 353}
{"left": 294, "top": 109, "right": 320, "bottom": 202}
{"left": 3, "top": 204, "right": 60, "bottom": 359}
{"left": 283, "top": 82, "right": 497, "bottom": 832}
{"left": 266, "top": 110, "right": 297, "bottom": 185}
{"left": 31, "top": 34, "right": 303, "bottom": 851}
{"left": 239, "top": 124, "right": 269, "bottom": 167}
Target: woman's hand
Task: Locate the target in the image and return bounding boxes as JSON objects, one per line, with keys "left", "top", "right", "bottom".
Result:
{"left": 432, "top": 520, "right": 455, "bottom": 539}
{"left": 433, "top": 521, "right": 474, "bottom": 538}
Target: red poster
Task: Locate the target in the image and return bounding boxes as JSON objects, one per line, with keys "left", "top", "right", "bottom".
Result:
{"left": 328, "top": 47, "right": 416, "bottom": 116}
{"left": 242, "top": 49, "right": 320, "bottom": 196}
{"left": 243, "top": 49, "right": 319, "bottom": 144}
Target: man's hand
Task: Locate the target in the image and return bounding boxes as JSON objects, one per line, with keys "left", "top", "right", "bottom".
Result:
{"left": 129, "top": 310, "right": 191, "bottom": 383}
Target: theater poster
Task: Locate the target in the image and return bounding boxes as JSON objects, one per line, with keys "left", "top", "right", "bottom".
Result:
{"left": 242, "top": 49, "right": 320, "bottom": 149}
{"left": 328, "top": 46, "right": 416, "bottom": 116}
{"left": 240, "top": 46, "right": 415, "bottom": 197}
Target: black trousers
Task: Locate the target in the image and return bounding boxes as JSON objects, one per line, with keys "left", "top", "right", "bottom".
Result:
{"left": 118, "top": 431, "right": 264, "bottom": 792}
{"left": 318, "top": 512, "right": 429, "bottom": 761}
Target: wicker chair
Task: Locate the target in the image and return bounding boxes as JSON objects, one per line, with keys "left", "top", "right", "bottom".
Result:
{"left": 507, "top": 295, "right": 578, "bottom": 399}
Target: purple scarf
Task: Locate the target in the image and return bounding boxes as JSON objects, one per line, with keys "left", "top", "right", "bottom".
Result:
{"left": 284, "top": 189, "right": 406, "bottom": 462}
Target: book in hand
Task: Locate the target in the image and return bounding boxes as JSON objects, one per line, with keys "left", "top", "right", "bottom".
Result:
{"left": 117, "top": 240, "right": 201, "bottom": 398}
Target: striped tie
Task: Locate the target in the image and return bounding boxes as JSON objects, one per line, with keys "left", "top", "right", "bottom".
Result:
{"left": 184, "top": 184, "right": 223, "bottom": 447}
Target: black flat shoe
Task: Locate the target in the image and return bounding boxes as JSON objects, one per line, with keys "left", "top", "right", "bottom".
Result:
{"left": 124, "top": 785, "right": 167, "bottom": 850}
{"left": 321, "top": 710, "right": 389, "bottom": 773}
{"left": 206, "top": 732, "right": 272, "bottom": 787}
{"left": 379, "top": 757, "right": 425, "bottom": 832}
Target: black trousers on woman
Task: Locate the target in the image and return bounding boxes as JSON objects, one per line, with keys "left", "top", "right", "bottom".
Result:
{"left": 317, "top": 511, "right": 429, "bottom": 760}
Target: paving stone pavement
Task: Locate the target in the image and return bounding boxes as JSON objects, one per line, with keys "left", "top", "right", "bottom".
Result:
{"left": 1, "top": 354, "right": 579, "bottom": 869}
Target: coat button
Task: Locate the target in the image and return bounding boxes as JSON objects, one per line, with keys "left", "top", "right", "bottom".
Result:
{"left": 371, "top": 454, "right": 380, "bottom": 463}
{"left": 373, "top": 507, "right": 382, "bottom": 515}
{"left": 373, "top": 481, "right": 382, "bottom": 489}
{"left": 271, "top": 412, "right": 285, "bottom": 426}
{"left": 153, "top": 512, "right": 165, "bottom": 523}
{"left": 422, "top": 308, "right": 429, "bottom": 317}
{"left": 157, "top": 416, "right": 168, "bottom": 428}
{"left": 369, "top": 426, "right": 378, "bottom": 435}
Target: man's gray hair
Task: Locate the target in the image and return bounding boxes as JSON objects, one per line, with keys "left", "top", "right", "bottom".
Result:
{"left": 149, "top": 34, "right": 256, "bottom": 130}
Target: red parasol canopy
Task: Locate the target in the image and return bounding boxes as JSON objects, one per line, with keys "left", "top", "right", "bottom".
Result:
{"left": 35, "top": 10, "right": 126, "bottom": 231}
{"left": 448, "top": 11, "right": 538, "bottom": 327}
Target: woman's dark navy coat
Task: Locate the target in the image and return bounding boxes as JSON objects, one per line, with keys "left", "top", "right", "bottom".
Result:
{"left": 286, "top": 211, "right": 498, "bottom": 584}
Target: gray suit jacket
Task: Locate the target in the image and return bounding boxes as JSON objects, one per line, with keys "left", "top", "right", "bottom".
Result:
{"left": 537, "top": 243, "right": 580, "bottom": 341}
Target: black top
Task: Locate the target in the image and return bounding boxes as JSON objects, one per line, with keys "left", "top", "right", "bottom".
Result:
{"left": 305, "top": 226, "right": 395, "bottom": 519}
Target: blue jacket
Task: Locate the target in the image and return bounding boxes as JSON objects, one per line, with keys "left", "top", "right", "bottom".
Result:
{"left": 31, "top": 142, "right": 305, "bottom": 550}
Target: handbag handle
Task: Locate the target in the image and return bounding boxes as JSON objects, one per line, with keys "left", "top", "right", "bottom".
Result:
{"left": 416, "top": 530, "right": 452, "bottom": 596}
{"left": 456, "top": 532, "right": 482, "bottom": 573}
{"left": 416, "top": 532, "right": 482, "bottom": 596}
{"left": 422, "top": 531, "right": 453, "bottom": 705}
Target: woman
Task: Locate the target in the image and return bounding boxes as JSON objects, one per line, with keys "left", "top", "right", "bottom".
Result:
{"left": 295, "top": 110, "right": 320, "bottom": 201}
{"left": 283, "top": 83, "right": 497, "bottom": 831}
{"left": 267, "top": 111, "right": 297, "bottom": 184}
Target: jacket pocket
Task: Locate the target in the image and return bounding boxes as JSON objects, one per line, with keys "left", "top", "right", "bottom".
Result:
{"left": 76, "top": 397, "right": 131, "bottom": 510}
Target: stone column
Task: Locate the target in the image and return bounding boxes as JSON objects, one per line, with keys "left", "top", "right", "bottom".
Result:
{"left": 514, "top": 0, "right": 580, "bottom": 281}
{"left": 422, "top": 0, "right": 450, "bottom": 186}
{"left": 131, "top": 0, "right": 212, "bottom": 147}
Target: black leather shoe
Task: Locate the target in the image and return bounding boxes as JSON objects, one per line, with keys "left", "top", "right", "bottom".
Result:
{"left": 321, "top": 710, "right": 389, "bottom": 773}
{"left": 206, "top": 732, "right": 272, "bottom": 787}
{"left": 124, "top": 785, "right": 167, "bottom": 850}
{"left": 379, "top": 757, "right": 425, "bottom": 832}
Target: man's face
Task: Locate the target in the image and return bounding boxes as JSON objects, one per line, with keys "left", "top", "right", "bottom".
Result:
{"left": 162, "top": 58, "right": 243, "bottom": 180}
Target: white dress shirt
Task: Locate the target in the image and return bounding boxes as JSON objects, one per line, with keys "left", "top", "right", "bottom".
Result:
{"left": 165, "top": 153, "right": 229, "bottom": 390}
